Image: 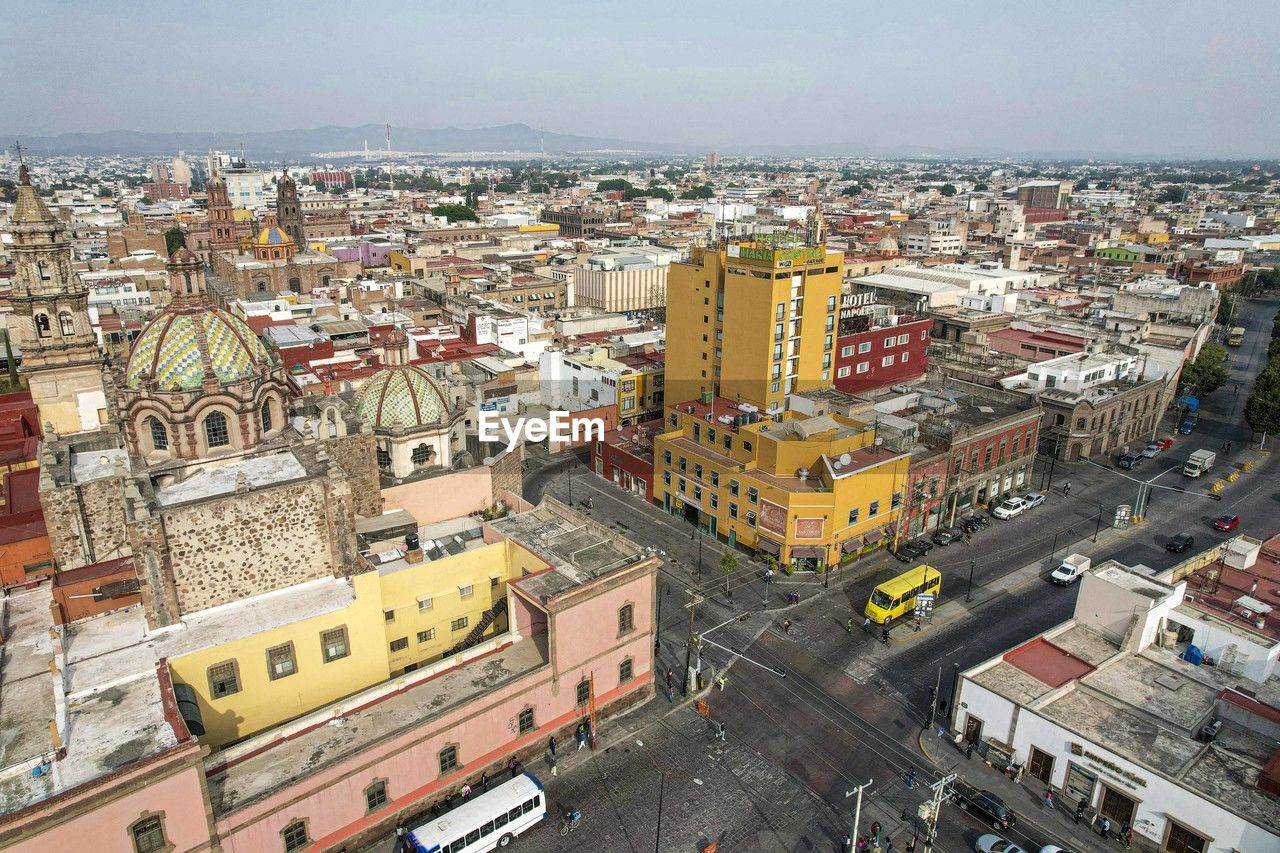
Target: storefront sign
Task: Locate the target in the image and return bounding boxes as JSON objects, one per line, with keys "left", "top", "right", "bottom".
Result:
{"left": 1069, "top": 743, "right": 1146, "bottom": 789}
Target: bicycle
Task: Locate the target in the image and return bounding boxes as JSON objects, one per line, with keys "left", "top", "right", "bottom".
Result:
{"left": 560, "top": 810, "right": 582, "bottom": 836}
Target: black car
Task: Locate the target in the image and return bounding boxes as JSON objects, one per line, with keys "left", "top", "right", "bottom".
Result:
{"left": 893, "top": 539, "right": 934, "bottom": 563}
{"left": 933, "top": 527, "right": 963, "bottom": 546}
{"left": 953, "top": 785, "right": 1017, "bottom": 832}
{"left": 1167, "top": 533, "right": 1196, "bottom": 553}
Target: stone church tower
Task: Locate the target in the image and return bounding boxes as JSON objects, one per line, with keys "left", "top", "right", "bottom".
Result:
{"left": 276, "top": 168, "right": 306, "bottom": 250}
{"left": 206, "top": 171, "right": 238, "bottom": 256}
{"left": 7, "top": 164, "right": 107, "bottom": 433}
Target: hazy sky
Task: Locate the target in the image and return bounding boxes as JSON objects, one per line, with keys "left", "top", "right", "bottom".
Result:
{"left": 4, "top": 0, "right": 1279, "bottom": 157}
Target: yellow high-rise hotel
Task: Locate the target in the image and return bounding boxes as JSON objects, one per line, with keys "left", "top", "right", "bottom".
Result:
{"left": 655, "top": 235, "right": 909, "bottom": 568}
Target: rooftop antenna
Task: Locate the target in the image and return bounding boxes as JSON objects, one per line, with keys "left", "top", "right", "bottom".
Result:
{"left": 12, "top": 139, "right": 26, "bottom": 164}
{"left": 238, "top": 141, "right": 245, "bottom": 166}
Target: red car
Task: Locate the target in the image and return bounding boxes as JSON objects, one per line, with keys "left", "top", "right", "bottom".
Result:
{"left": 1213, "top": 515, "right": 1240, "bottom": 532}
{"left": 1154, "top": 437, "right": 1174, "bottom": 451}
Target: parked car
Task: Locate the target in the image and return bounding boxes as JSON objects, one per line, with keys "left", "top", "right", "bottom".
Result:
{"left": 1213, "top": 515, "right": 1240, "bottom": 532}
{"left": 953, "top": 785, "right": 1017, "bottom": 831}
{"left": 975, "top": 836, "right": 1026, "bottom": 853}
{"left": 1117, "top": 453, "right": 1143, "bottom": 470}
{"left": 893, "top": 539, "right": 934, "bottom": 563}
{"left": 1166, "top": 533, "right": 1196, "bottom": 553}
{"left": 1023, "top": 492, "right": 1045, "bottom": 509}
{"left": 1154, "top": 437, "right": 1175, "bottom": 451}
{"left": 991, "top": 497, "right": 1030, "bottom": 519}
{"left": 933, "top": 527, "right": 964, "bottom": 546}
{"left": 1142, "top": 443, "right": 1161, "bottom": 458}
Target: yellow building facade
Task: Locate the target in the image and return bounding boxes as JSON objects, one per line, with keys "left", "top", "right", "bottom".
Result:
{"left": 665, "top": 240, "right": 844, "bottom": 414}
{"left": 653, "top": 397, "right": 910, "bottom": 569}
{"left": 168, "top": 537, "right": 532, "bottom": 749}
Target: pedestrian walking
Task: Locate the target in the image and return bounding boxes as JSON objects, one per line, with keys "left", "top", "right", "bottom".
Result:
{"left": 665, "top": 668, "right": 674, "bottom": 690}
{"left": 904, "top": 767, "right": 916, "bottom": 789}
{"left": 1100, "top": 817, "right": 1112, "bottom": 838}
{"left": 717, "top": 674, "right": 726, "bottom": 691}
{"left": 548, "top": 734, "right": 558, "bottom": 756}
{"left": 846, "top": 617, "right": 854, "bottom": 633}
{"left": 716, "top": 721, "right": 726, "bottom": 741}
{"left": 546, "top": 748, "right": 558, "bottom": 777}
{"left": 782, "top": 618, "right": 792, "bottom": 633}
{"left": 965, "top": 741, "right": 975, "bottom": 760}
{"left": 905, "top": 838, "right": 916, "bottom": 853}
{"left": 863, "top": 616, "right": 872, "bottom": 633}
{"left": 507, "top": 755, "right": 523, "bottom": 778}
{"left": 460, "top": 782, "right": 472, "bottom": 801}
{"left": 870, "top": 821, "right": 881, "bottom": 844}
{"left": 479, "top": 771, "right": 488, "bottom": 792}
{"left": 1042, "top": 789, "right": 1055, "bottom": 810}
{"left": 665, "top": 684, "right": 674, "bottom": 703}
{"left": 881, "top": 625, "right": 890, "bottom": 645}
{"left": 839, "top": 832, "right": 853, "bottom": 853}
{"left": 883, "top": 838, "right": 893, "bottom": 853}
{"left": 856, "top": 836, "right": 869, "bottom": 852}
{"left": 394, "top": 823, "right": 408, "bottom": 853}
{"left": 1073, "top": 799, "right": 1087, "bottom": 824}
{"left": 1063, "top": 481, "right": 1071, "bottom": 496}
{"left": 576, "top": 722, "right": 587, "bottom": 751}
{"left": 913, "top": 617, "right": 921, "bottom": 633}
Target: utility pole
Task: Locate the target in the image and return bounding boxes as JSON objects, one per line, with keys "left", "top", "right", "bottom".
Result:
{"left": 925, "top": 665, "right": 942, "bottom": 730}
{"left": 919, "top": 773, "right": 956, "bottom": 851}
{"left": 1094, "top": 503, "right": 1104, "bottom": 542}
{"left": 965, "top": 560, "right": 975, "bottom": 603}
{"left": 683, "top": 590, "right": 703, "bottom": 696}
{"left": 844, "top": 779, "right": 873, "bottom": 846}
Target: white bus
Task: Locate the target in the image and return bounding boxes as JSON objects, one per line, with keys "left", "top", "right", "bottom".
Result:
{"left": 407, "top": 772, "right": 546, "bottom": 852}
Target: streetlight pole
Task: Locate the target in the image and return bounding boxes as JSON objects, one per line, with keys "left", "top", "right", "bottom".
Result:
{"left": 845, "top": 779, "right": 873, "bottom": 847}
{"left": 1094, "top": 503, "right": 1103, "bottom": 542}
{"left": 965, "top": 560, "right": 975, "bottom": 603}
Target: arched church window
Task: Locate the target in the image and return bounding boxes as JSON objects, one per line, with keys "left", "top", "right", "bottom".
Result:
{"left": 322, "top": 275, "right": 331, "bottom": 288}
{"left": 411, "top": 444, "right": 432, "bottom": 466}
{"left": 260, "top": 399, "right": 273, "bottom": 433}
{"left": 204, "top": 411, "right": 230, "bottom": 448}
{"left": 35, "top": 314, "right": 51, "bottom": 338}
{"left": 59, "top": 312, "right": 75, "bottom": 336}
{"left": 183, "top": 271, "right": 193, "bottom": 294}
{"left": 288, "top": 277, "right": 301, "bottom": 293}
{"left": 147, "top": 417, "right": 168, "bottom": 451}
{"left": 376, "top": 447, "right": 391, "bottom": 469}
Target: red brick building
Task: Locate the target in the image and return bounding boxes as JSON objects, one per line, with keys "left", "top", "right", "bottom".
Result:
{"left": 143, "top": 180, "right": 189, "bottom": 202}
{"left": 833, "top": 314, "right": 931, "bottom": 395}
{"left": 589, "top": 419, "right": 660, "bottom": 503}
{"left": 1175, "top": 260, "right": 1246, "bottom": 290}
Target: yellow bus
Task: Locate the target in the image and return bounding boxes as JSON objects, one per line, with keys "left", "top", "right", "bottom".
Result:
{"left": 1227, "top": 327, "right": 1245, "bottom": 346}
{"left": 864, "top": 564, "right": 942, "bottom": 625}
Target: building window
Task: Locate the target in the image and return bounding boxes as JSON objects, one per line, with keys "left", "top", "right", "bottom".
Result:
{"left": 384, "top": 608, "right": 395, "bottom": 622}
{"left": 618, "top": 603, "right": 634, "bottom": 634}
{"left": 321, "top": 626, "right": 349, "bottom": 662}
{"left": 729, "top": 503, "right": 738, "bottom": 519}
{"left": 868, "top": 500, "right": 880, "bottom": 518}
{"left": 837, "top": 366, "right": 851, "bottom": 378}
{"left": 841, "top": 345, "right": 854, "bottom": 357}
{"left": 891, "top": 492, "right": 902, "bottom": 509}
{"left": 694, "top": 463, "right": 703, "bottom": 479}
{"left": 459, "top": 584, "right": 474, "bottom": 599}
{"left": 518, "top": 706, "right": 536, "bottom": 735}
{"left": 901, "top": 352, "right": 909, "bottom": 363}
{"left": 576, "top": 678, "right": 591, "bottom": 706}
{"left": 710, "top": 471, "right": 719, "bottom": 487}
{"left": 451, "top": 616, "right": 469, "bottom": 631}
{"left": 282, "top": 821, "right": 308, "bottom": 853}
{"left": 729, "top": 480, "right": 739, "bottom": 496}
{"left": 438, "top": 745, "right": 459, "bottom": 774}
{"left": 848, "top": 508, "right": 859, "bottom": 525}
{"left": 710, "top": 494, "right": 718, "bottom": 509}
{"left": 746, "top": 511, "right": 757, "bottom": 527}
{"left": 208, "top": 661, "right": 240, "bottom": 698}
{"left": 260, "top": 399, "right": 273, "bottom": 433}
{"left": 204, "top": 411, "right": 230, "bottom": 448}
{"left": 267, "top": 642, "right": 297, "bottom": 680}
{"left": 856, "top": 362, "right": 869, "bottom": 374}
{"left": 59, "top": 312, "right": 75, "bottom": 336}
{"left": 619, "top": 657, "right": 633, "bottom": 684}
{"left": 417, "top": 595, "right": 433, "bottom": 610}
{"left": 897, "top": 334, "right": 909, "bottom": 345}
{"left": 376, "top": 447, "right": 391, "bottom": 469}
{"left": 663, "top": 449, "right": 672, "bottom": 465}
{"left": 365, "top": 780, "right": 388, "bottom": 812}
{"left": 35, "top": 313, "right": 51, "bottom": 338}
{"left": 147, "top": 417, "right": 168, "bottom": 451}
{"left": 130, "top": 816, "right": 166, "bottom": 853}
{"left": 881, "top": 355, "right": 894, "bottom": 367}
{"left": 857, "top": 341, "right": 871, "bottom": 354}
{"left": 747, "top": 487, "right": 758, "bottom": 504}
{"left": 417, "top": 628, "right": 435, "bottom": 643}
{"left": 390, "top": 637, "right": 408, "bottom": 652}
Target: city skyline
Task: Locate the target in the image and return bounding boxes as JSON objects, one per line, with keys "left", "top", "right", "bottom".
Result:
{"left": 4, "top": 1, "right": 1279, "bottom": 158}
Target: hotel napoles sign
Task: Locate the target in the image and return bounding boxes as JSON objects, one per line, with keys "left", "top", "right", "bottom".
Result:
{"left": 728, "top": 243, "right": 825, "bottom": 265}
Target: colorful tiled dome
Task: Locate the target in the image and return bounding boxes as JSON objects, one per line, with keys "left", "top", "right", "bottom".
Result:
{"left": 254, "top": 225, "right": 293, "bottom": 247}
{"left": 125, "top": 309, "right": 269, "bottom": 390}
{"left": 354, "top": 366, "right": 448, "bottom": 429}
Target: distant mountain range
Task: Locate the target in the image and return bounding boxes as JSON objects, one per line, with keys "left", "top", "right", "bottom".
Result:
{"left": 5, "top": 122, "right": 1265, "bottom": 162}
{"left": 8, "top": 123, "right": 686, "bottom": 159}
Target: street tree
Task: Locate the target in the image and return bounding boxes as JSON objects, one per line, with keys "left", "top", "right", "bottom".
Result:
{"left": 431, "top": 204, "right": 478, "bottom": 223}
{"left": 1244, "top": 360, "right": 1280, "bottom": 436}
{"left": 720, "top": 551, "right": 737, "bottom": 598}
{"left": 1178, "top": 343, "right": 1231, "bottom": 398}
{"left": 595, "top": 178, "right": 632, "bottom": 193}
{"left": 940, "top": 183, "right": 957, "bottom": 197}
{"left": 163, "top": 226, "right": 186, "bottom": 254}
{"left": 680, "top": 184, "right": 715, "bottom": 200}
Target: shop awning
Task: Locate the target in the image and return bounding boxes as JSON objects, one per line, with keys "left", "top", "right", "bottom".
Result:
{"left": 791, "top": 547, "right": 825, "bottom": 560}
{"left": 865, "top": 528, "right": 885, "bottom": 543}
{"left": 757, "top": 538, "right": 781, "bottom": 556}
{"left": 841, "top": 537, "right": 864, "bottom": 553}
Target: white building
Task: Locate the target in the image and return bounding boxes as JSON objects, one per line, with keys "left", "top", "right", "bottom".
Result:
{"left": 853, "top": 263, "right": 1042, "bottom": 310}
{"left": 538, "top": 347, "right": 623, "bottom": 411}
{"left": 1002, "top": 351, "right": 1140, "bottom": 394}
{"left": 954, "top": 548, "right": 1280, "bottom": 853}
{"left": 902, "top": 230, "right": 963, "bottom": 255}
{"left": 222, "top": 167, "right": 273, "bottom": 209}
{"left": 571, "top": 246, "right": 677, "bottom": 313}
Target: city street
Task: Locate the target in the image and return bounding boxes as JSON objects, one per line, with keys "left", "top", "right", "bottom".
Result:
{"left": 508, "top": 299, "right": 1280, "bottom": 851}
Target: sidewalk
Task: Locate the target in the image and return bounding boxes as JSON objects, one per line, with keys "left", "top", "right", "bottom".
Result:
{"left": 918, "top": 726, "right": 1142, "bottom": 853}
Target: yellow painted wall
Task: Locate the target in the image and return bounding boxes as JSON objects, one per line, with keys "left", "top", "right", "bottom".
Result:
{"left": 664, "top": 251, "right": 716, "bottom": 407}
{"left": 169, "top": 541, "right": 524, "bottom": 749}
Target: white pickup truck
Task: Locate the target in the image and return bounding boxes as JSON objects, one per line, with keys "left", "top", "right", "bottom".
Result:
{"left": 1051, "top": 554, "right": 1090, "bottom": 585}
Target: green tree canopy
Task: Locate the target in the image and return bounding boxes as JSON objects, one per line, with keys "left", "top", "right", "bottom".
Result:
{"left": 841, "top": 184, "right": 861, "bottom": 196}
{"left": 720, "top": 551, "right": 737, "bottom": 597}
{"left": 680, "top": 184, "right": 715, "bottom": 200}
{"left": 595, "top": 178, "right": 632, "bottom": 193}
{"left": 431, "top": 204, "right": 478, "bottom": 223}
{"left": 974, "top": 182, "right": 989, "bottom": 191}
{"left": 1179, "top": 343, "right": 1231, "bottom": 398}
{"left": 529, "top": 182, "right": 550, "bottom": 194}
{"left": 623, "top": 187, "right": 673, "bottom": 202}
{"left": 940, "top": 183, "right": 958, "bottom": 197}
{"left": 1159, "top": 185, "right": 1188, "bottom": 204}
{"left": 164, "top": 226, "right": 186, "bottom": 254}
{"left": 494, "top": 182, "right": 518, "bottom": 193}
{"left": 1244, "top": 359, "right": 1280, "bottom": 435}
